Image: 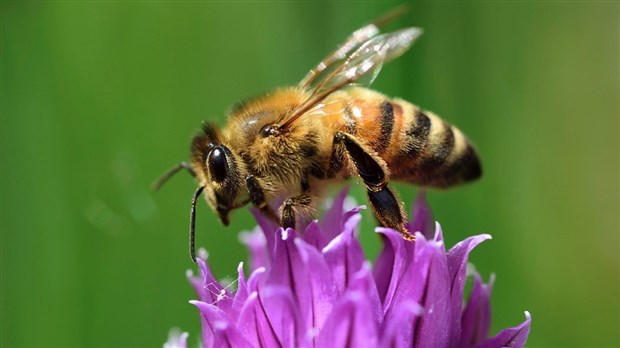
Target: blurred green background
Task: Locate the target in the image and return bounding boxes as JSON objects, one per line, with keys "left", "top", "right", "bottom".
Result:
{"left": 1, "top": 2, "right": 618, "bottom": 347}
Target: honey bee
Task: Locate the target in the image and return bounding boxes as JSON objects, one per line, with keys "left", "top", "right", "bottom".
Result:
{"left": 154, "top": 8, "right": 482, "bottom": 262}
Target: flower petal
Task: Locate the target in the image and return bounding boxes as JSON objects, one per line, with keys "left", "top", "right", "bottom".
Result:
{"left": 266, "top": 228, "right": 315, "bottom": 336}
{"left": 163, "top": 328, "right": 189, "bottom": 348}
{"left": 319, "top": 187, "right": 349, "bottom": 244}
{"left": 295, "top": 239, "right": 338, "bottom": 334}
{"left": 447, "top": 233, "right": 492, "bottom": 348}
{"left": 266, "top": 228, "right": 302, "bottom": 291}
{"left": 301, "top": 220, "right": 324, "bottom": 250}
{"left": 384, "top": 232, "right": 451, "bottom": 348}
{"left": 250, "top": 207, "right": 278, "bottom": 262}
{"left": 374, "top": 227, "right": 407, "bottom": 313}
{"left": 230, "top": 262, "right": 248, "bottom": 321}
{"left": 316, "top": 264, "right": 380, "bottom": 348}
{"left": 411, "top": 235, "right": 451, "bottom": 348}
{"left": 186, "top": 250, "right": 211, "bottom": 299}
{"left": 460, "top": 273, "right": 494, "bottom": 347}
{"left": 238, "top": 226, "right": 269, "bottom": 271}
{"left": 379, "top": 300, "right": 423, "bottom": 348}
{"left": 236, "top": 292, "right": 282, "bottom": 348}
{"left": 433, "top": 221, "right": 445, "bottom": 243}
{"left": 259, "top": 285, "right": 307, "bottom": 348}
{"left": 191, "top": 257, "right": 234, "bottom": 313}
{"left": 190, "top": 300, "right": 252, "bottom": 348}
{"left": 182, "top": 192, "right": 532, "bottom": 348}
{"left": 408, "top": 191, "right": 435, "bottom": 239}
{"left": 203, "top": 261, "right": 233, "bottom": 312}
{"left": 350, "top": 262, "right": 383, "bottom": 323}
{"left": 341, "top": 205, "right": 366, "bottom": 229}
{"left": 186, "top": 269, "right": 202, "bottom": 300}
{"left": 322, "top": 212, "right": 365, "bottom": 294}
{"left": 246, "top": 267, "right": 267, "bottom": 294}
{"left": 237, "top": 286, "right": 307, "bottom": 348}
{"left": 473, "top": 312, "right": 531, "bottom": 348}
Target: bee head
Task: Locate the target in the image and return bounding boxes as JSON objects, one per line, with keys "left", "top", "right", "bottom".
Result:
{"left": 190, "top": 123, "right": 248, "bottom": 226}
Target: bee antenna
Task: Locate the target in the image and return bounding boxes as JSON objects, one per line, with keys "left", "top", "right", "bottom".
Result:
{"left": 151, "top": 161, "right": 196, "bottom": 191}
{"left": 190, "top": 185, "right": 205, "bottom": 263}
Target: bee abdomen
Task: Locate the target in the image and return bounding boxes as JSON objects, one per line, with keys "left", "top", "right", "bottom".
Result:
{"left": 388, "top": 102, "right": 482, "bottom": 188}
{"left": 342, "top": 98, "right": 397, "bottom": 155}
{"left": 376, "top": 101, "right": 395, "bottom": 153}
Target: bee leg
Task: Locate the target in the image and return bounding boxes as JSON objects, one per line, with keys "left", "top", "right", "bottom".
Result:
{"left": 245, "top": 174, "right": 278, "bottom": 223}
{"left": 280, "top": 194, "right": 313, "bottom": 230}
{"left": 335, "top": 132, "right": 414, "bottom": 241}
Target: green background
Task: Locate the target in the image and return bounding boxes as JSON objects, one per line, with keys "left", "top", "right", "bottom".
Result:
{"left": 2, "top": 2, "right": 618, "bottom": 347}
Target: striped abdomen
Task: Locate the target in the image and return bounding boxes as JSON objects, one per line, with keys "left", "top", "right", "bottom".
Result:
{"left": 327, "top": 88, "right": 482, "bottom": 188}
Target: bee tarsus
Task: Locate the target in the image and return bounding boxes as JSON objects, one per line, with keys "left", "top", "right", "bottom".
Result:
{"left": 280, "top": 194, "right": 313, "bottom": 230}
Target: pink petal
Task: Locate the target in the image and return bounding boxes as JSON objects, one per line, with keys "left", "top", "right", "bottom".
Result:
{"left": 259, "top": 286, "right": 308, "bottom": 347}
{"left": 235, "top": 293, "right": 282, "bottom": 348}
{"left": 238, "top": 226, "right": 269, "bottom": 271}
{"left": 186, "top": 269, "right": 202, "bottom": 300}
{"left": 350, "top": 262, "right": 383, "bottom": 324}
{"left": 163, "top": 328, "right": 189, "bottom": 348}
{"left": 246, "top": 267, "right": 266, "bottom": 294}
{"left": 316, "top": 264, "right": 380, "bottom": 348}
{"left": 190, "top": 300, "right": 252, "bottom": 348}
{"left": 266, "top": 228, "right": 315, "bottom": 337}
{"left": 460, "top": 273, "right": 494, "bottom": 347}
{"left": 379, "top": 301, "right": 423, "bottom": 348}
{"left": 433, "top": 221, "right": 444, "bottom": 242}
{"left": 319, "top": 187, "right": 350, "bottom": 244}
{"left": 322, "top": 213, "right": 365, "bottom": 294}
{"left": 474, "top": 312, "right": 531, "bottom": 348}
{"left": 447, "top": 233, "right": 492, "bottom": 347}
{"left": 230, "top": 262, "right": 248, "bottom": 321}
{"left": 250, "top": 207, "right": 278, "bottom": 263}
{"left": 193, "top": 257, "right": 233, "bottom": 313}
{"left": 301, "top": 220, "right": 324, "bottom": 250}
{"left": 341, "top": 205, "right": 366, "bottom": 229}
{"left": 295, "top": 239, "right": 338, "bottom": 335}
{"left": 408, "top": 191, "right": 435, "bottom": 239}
{"left": 383, "top": 232, "right": 451, "bottom": 348}
{"left": 410, "top": 235, "right": 451, "bottom": 347}
{"left": 236, "top": 286, "right": 307, "bottom": 348}
{"left": 374, "top": 227, "right": 407, "bottom": 313}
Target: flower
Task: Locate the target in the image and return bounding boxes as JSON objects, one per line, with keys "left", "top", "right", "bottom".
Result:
{"left": 168, "top": 189, "right": 531, "bottom": 348}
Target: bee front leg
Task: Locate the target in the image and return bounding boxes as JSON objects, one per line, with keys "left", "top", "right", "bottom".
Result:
{"left": 335, "top": 132, "right": 414, "bottom": 241}
{"left": 245, "top": 174, "right": 279, "bottom": 223}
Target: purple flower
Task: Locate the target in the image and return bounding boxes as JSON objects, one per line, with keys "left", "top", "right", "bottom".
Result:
{"left": 168, "top": 189, "right": 531, "bottom": 348}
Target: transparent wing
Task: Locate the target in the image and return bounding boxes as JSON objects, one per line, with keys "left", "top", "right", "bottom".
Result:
{"left": 317, "top": 28, "right": 422, "bottom": 94}
{"left": 299, "top": 6, "right": 408, "bottom": 88}
{"left": 282, "top": 28, "right": 422, "bottom": 129}
{"left": 297, "top": 26, "right": 379, "bottom": 89}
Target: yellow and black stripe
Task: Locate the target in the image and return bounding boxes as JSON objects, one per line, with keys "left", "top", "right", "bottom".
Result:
{"left": 386, "top": 100, "right": 482, "bottom": 188}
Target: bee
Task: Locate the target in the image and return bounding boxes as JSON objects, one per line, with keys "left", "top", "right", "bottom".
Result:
{"left": 154, "top": 8, "right": 482, "bottom": 262}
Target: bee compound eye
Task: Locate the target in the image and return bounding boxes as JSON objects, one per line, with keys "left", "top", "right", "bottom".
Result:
{"left": 207, "top": 146, "right": 228, "bottom": 183}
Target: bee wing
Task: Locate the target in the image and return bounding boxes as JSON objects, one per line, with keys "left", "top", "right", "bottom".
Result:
{"left": 317, "top": 28, "right": 422, "bottom": 92}
{"left": 299, "top": 6, "right": 409, "bottom": 88}
{"left": 281, "top": 28, "right": 422, "bottom": 129}
{"left": 297, "top": 26, "right": 380, "bottom": 89}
